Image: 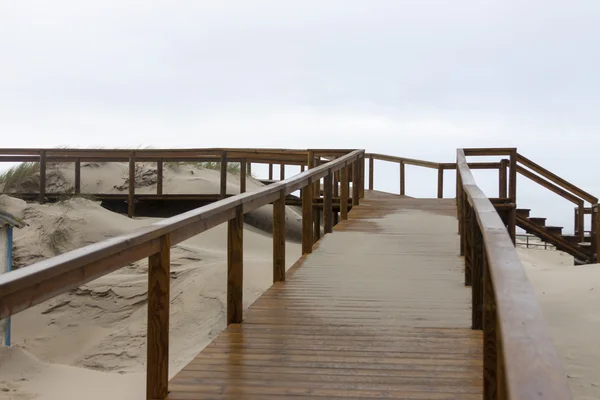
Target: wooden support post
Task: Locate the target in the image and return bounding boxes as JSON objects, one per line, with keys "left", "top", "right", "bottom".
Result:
{"left": 157, "top": 159, "right": 163, "bottom": 195}
{"left": 509, "top": 151, "right": 517, "bottom": 204}
{"left": 268, "top": 163, "right": 273, "bottom": 180}
{"left": 302, "top": 182, "right": 313, "bottom": 254}
{"left": 280, "top": 163, "right": 285, "bottom": 180}
{"left": 508, "top": 206, "right": 516, "bottom": 245}
{"left": 400, "top": 161, "right": 405, "bottom": 196}
{"left": 483, "top": 252, "right": 498, "bottom": 400}
{"left": 341, "top": 165, "right": 349, "bottom": 220}
{"left": 368, "top": 156, "right": 374, "bottom": 191}
{"left": 497, "top": 320, "right": 507, "bottom": 400}
{"left": 146, "top": 235, "right": 170, "bottom": 400}
{"left": 273, "top": 190, "right": 285, "bottom": 282}
{"left": 333, "top": 170, "right": 339, "bottom": 226}
{"left": 247, "top": 162, "right": 251, "bottom": 176}
{"left": 593, "top": 204, "right": 600, "bottom": 263}
{"left": 128, "top": 153, "right": 135, "bottom": 218}
{"left": 74, "top": 158, "right": 81, "bottom": 195}
{"left": 460, "top": 192, "right": 466, "bottom": 256}
{"left": 227, "top": 205, "right": 243, "bottom": 324}
{"left": 301, "top": 164, "right": 305, "bottom": 172}
{"left": 471, "top": 207, "right": 483, "bottom": 330}
{"left": 359, "top": 156, "right": 365, "bottom": 199}
{"left": 324, "top": 171, "right": 333, "bottom": 234}
{"left": 240, "top": 160, "right": 247, "bottom": 194}
{"left": 39, "top": 151, "right": 46, "bottom": 203}
{"left": 578, "top": 201, "right": 585, "bottom": 243}
{"left": 220, "top": 152, "right": 227, "bottom": 199}
{"left": 313, "top": 206, "right": 321, "bottom": 243}
{"left": 352, "top": 159, "right": 360, "bottom": 206}
{"left": 437, "top": 166, "right": 444, "bottom": 199}
{"left": 499, "top": 159, "right": 508, "bottom": 198}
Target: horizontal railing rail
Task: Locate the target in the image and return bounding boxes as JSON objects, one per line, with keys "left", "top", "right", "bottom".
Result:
{"left": 0, "top": 148, "right": 366, "bottom": 400}
{"left": 457, "top": 148, "right": 572, "bottom": 400}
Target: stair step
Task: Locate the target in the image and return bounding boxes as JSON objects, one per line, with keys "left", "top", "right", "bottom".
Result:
{"left": 516, "top": 208, "right": 531, "bottom": 218}
{"left": 545, "top": 226, "right": 563, "bottom": 235}
{"left": 528, "top": 217, "right": 546, "bottom": 226}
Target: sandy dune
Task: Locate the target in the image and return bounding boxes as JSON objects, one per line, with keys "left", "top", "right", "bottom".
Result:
{"left": 0, "top": 181, "right": 301, "bottom": 399}
{"left": 519, "top": 248, "right": 600, "bottom": 399}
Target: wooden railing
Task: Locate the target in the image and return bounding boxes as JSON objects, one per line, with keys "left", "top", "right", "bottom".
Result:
{"left": 457, "top": 148, "right": 573, "bottom": 400}
{"left": 0, "top": 148, "right": 365, "bottom": 400}
{"left": 0, "top": 148, "right": 354, "bottom": 218}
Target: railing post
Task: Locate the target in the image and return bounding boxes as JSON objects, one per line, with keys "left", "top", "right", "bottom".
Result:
{"left": 341, "top": 165, "right": 349, "bottom": 220}
{"left": 577, "top": 201, "right": 585, "bottom": 243}
{"left": 273, "top": 190, "right": 285, "bottom": 282}
{"left": 247, "top": 162, "right": 252, "bottom": 176}
{"left": 333, "top": 170, "right": 340, "bottom": 226}
{"left": 437, "top": 166, "right": 444, "bottom": 199}
{"left": 313, "top": 203, "right": 321, "bottom": 243}
{"left": 499, "top": 159, "right": 508, "bottom": 198}
{"left": 483, "top": 251, "right": 498, "bottom": 400}
{"left": 359, "top": 155, "right": 365, "bottom": 199}
{"left": 302, "top": 181, "right": 314, "bottom": 254}
{"left": 593, "top": 204, "right": 600, "bottom": 263}
{"left": 220, "top": 151, "right": 227, "bottom": 199}
{"left": 280, "top": 163, "right": 285, "bottom": 180}
{"left": 74, "top": 157, "right": 81, "bottom": 195}
{"left": 146, "top": 235, "right": 170, "bottom": 400}
{"left": 352, "top": 159, "right": 360, "bottom": 206}
{"left": 240, "top": 159, "right": 247, "bottom": 194}
{"left": 39, "top": 150, "right": 46, "bottom": 203}
{"left": 471, "top": 206, "right": 483, "bottom": 330}
{"left": 157, "top": 159, "right": 163, "bottom": 196}
{"left": 268, "top": 163, "right": 273, "bottom": 180}
{"left": 369, "top": 156, "right": 374, "bottom": 191}
{"left": 128, "top": 152, "right": 135, "bottom": 218}
{"left": 400, "top": 160, "right": 405, "bottom": 196}
{"left": 227, "top": 205, "right": 243, "bottom": 324}
{"left": 508, "top": 205, "right": 516, "bottom": 245}
{"left": 509, "top": 150, "right": 517, "bottom": 204}
{"left": 324, "top": 170, "right": 333, "bottom": 234}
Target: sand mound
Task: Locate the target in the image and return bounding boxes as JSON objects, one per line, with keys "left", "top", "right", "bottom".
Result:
{"left": 0, "top": 192, "right": 302, "bottom": 400}
{"left": 519, "top": 248, "right": 600, "bottom": 399}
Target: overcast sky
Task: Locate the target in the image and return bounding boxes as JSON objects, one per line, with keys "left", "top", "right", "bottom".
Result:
{"left": 1, "top": 1, "right": 599, "bottom": 231}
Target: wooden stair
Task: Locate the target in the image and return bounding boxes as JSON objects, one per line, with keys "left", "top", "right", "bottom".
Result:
{"left": 515, "top": 211, "right": 593, "bottom": 263}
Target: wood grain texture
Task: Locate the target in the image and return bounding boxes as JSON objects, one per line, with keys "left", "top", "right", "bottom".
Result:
{"left": 147, "top": 235, "right": 170, "bottom": 400}
{"left": 169, "top": 192, "right": 483, "bottom": 399}
{"left": 227, "top": 205, "right": 243, "bottom": 324}
{"left": 273, "top": 190, "right": 285, "bottom": 283}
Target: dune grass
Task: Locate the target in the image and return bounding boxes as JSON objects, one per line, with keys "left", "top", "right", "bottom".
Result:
{"left": 0, "top": 162, "right": 42, "bottom": 192}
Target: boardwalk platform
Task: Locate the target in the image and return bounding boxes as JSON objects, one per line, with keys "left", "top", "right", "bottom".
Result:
{"left": 169, "top": 191, "right": 482, "bottom": 399}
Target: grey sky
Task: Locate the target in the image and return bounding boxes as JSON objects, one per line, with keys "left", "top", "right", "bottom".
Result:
{"left": 1, "top": 1, "right": 599, "bottom": 231}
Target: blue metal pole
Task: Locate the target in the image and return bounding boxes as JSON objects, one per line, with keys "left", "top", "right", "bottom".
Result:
{"left": 5, "top": 226, "right": 12, "bottom": 347}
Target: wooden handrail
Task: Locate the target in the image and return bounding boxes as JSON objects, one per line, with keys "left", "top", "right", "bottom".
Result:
{"left": 457, "top": 149, "right": 572, "bottom": 400}
{"left": 517, "top": 153, "right": 597, "bottom": 204}
{"left": 0, "top": 149, "right": 364, "bottom": 319}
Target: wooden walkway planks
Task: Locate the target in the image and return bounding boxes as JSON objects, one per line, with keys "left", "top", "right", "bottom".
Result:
{"left": 169, "top": 191, "right": 483, "bottom": 399}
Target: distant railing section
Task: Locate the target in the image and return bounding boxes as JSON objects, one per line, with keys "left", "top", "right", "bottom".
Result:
{"left": 516, "top": 234, "right": 555, "bottom": 250}
{"left": 0, "top": 148, "right": 366, "bottom": 400}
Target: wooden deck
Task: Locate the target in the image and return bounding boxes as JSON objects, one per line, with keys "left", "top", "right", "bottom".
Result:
{"left": 169, "top": 191, "right": 483, "bottom": 399}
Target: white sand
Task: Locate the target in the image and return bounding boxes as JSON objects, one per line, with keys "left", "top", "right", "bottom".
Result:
{"left": 0, "top": 164, "right": 303, "bottom": 400}
{"left": 519, "top": 247, "right": 600, "bottom": 399}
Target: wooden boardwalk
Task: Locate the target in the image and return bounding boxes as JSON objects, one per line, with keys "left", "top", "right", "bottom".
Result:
{"left": 169, "top": 191, "right": 483, "bottom": 399}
